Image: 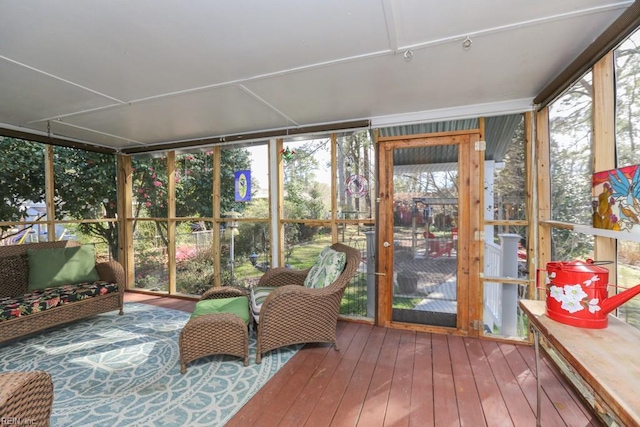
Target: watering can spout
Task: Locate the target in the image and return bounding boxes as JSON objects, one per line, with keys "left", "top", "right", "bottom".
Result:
{"left": 600, "top": 284, "right": 640, "bottom": 315}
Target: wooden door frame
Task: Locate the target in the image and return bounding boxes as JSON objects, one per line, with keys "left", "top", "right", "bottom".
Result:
{"left": 375, "top": 130, "right": 482, "bottom": 337}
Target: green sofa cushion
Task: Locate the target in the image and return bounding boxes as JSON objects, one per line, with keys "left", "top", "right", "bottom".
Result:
{"left": 190, "top": 296, "right": 250, "bottom": 325}
{"left": 27, "top": 244, "right": 101, "bottom": 291}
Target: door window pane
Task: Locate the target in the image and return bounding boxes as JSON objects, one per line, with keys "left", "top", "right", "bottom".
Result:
{"left": 392, "top": 145, "right": 459, "bottom": 328}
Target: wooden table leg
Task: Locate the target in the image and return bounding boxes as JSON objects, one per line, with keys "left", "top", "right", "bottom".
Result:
{"left": 533, "top": 327, "right": 541, "bottom": 427}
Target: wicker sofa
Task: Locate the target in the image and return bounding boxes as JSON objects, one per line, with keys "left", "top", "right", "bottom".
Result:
{"left": 0, "top": 241, "right": 125, "bottom": 344}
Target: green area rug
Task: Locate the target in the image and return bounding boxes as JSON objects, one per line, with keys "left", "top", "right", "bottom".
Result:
{"left": 0, "top": 302, "right": 299, "bottom": 426}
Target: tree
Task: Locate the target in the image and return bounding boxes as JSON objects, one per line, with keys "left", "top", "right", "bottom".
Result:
{"left": 338, "top": 131, "right": 374, "bottom": 218}
{"left": 1, "top": 140, "right": 251, "bottom": 262}
{"left": 0, "top": 141, "right": 121, "bottom": 256}
{"left": 493, "top": 119, "right": 526, "bottom": 238}
{"left": 282, "top": 142, "right": 327, "bottom": 247}
{"left": 616, "top": 34, "right": 640, "bottom": 167}
{"left": 0, "top": 138, "right": 46, "bottom": 237}
{"left": 548, "top": 75, "right": 595, "bottom": 259}
{"left": 54, "top": 146, "right": 119, "bottom": 257}
{"left": 131, "top": 149, "right": 252, "bottom": 246}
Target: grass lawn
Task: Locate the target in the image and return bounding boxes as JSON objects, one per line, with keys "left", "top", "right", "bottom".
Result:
{"left": 285, "top": 235, "right": 334, "bottom": 269}
{"left": 616, "top": 263, "right": 640, "bottom": 329}
{"left": 392, "top": 296, "right": 424, "bottom": 309}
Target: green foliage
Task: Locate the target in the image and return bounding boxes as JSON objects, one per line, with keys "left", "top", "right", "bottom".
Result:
{"left": 0, "top": 140, "right": 120, "bottom": 254}
{"left": 175, "top": 153, "right": 213, "bottom": 217}
{"left": 54, "top": 146, "right": 119, "bottom": 256}
{"left": 341, "top": 274, "right": 368, "bottom": 316}
{"left": 176, "top": 245, "right": 215, "bottom": 295}
{"left": 0, "top": 137, "right": 45, "bottom": 227}
{"left": 132, "top": 156, "right": 168, "bottom": 219}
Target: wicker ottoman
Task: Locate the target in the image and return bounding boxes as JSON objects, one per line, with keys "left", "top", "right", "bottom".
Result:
{"left": 179, "top": 287, "right": 250, "bottom": 373}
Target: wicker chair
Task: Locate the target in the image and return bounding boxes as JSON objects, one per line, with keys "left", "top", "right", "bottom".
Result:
{"left": 254, "top": 243, "right": 361, "bottom": 363}
{"left": 0, "top": 370, "right": 54, "bottom": 426}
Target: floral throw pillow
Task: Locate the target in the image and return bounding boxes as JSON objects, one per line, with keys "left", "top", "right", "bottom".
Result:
{"left": 303, "top": 246, "right": 346, "bottom": 289}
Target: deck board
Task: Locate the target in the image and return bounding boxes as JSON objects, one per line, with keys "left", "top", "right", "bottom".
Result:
{"left": 449, "top": 335, "right": 486, "bottom": 426}
{"left": 432, "top": 333, "right": 460, "bottom": 426}
{"left": 514, "top": 343, "right": 600, "bottom": 426}
{"left": 384, "top": 330, "right": 414, "bottom": 427}
{"left": 332, "top": 326, "right": 387, "bottom": 426}
{"left": 279, "top": 322, "right": 360, "bottom": 427}
{"left": 480, "top": 340, "right": 537, "bottom": 427}
{"left": 305, "top": 323, "right": 374, "bottom": 427}
{"left": 357, "top": 328, "right": 401, "bottom": 427}
{"left": 125, "top": 292, "right": 603, "bottom": 426}
{"left": 464, "top": 337, "right": 512, "bottom": 427}
{"left": 408, "top": 332, "right": 433, "bottom": 427}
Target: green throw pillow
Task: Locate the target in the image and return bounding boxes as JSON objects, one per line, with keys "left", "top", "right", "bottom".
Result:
{"left": 303, "top": 246, "right": 346, "bottom": 289}
{"left": 190, "top": 297, "right": 250, "bottom": 325}
{"left": 27, "top": 244, "right": 101, "bottom": 291}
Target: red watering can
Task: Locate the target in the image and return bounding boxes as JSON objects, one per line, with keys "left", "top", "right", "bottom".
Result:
{"left": 539, "top": 259, "right": 640, "bottom": 328}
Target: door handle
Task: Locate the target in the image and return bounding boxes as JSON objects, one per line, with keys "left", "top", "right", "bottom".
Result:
{"left": 383, "top": 241, "right": 391, "bottom": 247}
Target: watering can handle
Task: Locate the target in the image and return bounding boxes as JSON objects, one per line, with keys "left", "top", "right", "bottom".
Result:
{"left": 585, "top": 258, "right": 614, "bottom": 266}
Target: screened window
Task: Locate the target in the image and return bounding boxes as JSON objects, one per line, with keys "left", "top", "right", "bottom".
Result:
{"left": 548, "top": 72, "right": 594, "bottom": 233}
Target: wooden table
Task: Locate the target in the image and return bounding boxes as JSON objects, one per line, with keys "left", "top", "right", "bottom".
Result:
{"left": 519, "top": 300, "right": 640, "bottom": 427}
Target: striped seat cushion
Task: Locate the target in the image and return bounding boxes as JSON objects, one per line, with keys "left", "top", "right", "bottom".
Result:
{"left": 249, "top": 286, "right": 276, "bottom": 323}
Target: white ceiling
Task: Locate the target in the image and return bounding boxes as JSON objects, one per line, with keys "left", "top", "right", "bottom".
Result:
{"left": 0, "top": 0, "right": 632, "bottom": 151}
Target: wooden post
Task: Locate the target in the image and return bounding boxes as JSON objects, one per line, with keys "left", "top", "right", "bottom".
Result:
{"left": 524, "top": 111, "right": 535, "bottom": 299}
{"left": 467, "top": 122, "right": 483, "bottom": 337}
{"left": 593, "top": 52, "right": 617, "bottom": 288}
{"left": 331, "top": 133, "right": 338, "bottom": 242}
{"left": 213, "top": 147, "right": 221, "bottom": 287}
{"left": 44, "top": 145, "right": 55, "bottom": 241}
{"left": 536, "top": 108, "right": 551, "bottom": 300}
{"left": 117, "top": 154, "right": 133, "bottom": 290}
{"left": 376, "top": 141, "right": 393, "bottom": 327}
{"left": 167, "top": 151, "right": 176, "bottom": 294}
{"left": 276, "top": 138, "right": 285, "bottom": 267}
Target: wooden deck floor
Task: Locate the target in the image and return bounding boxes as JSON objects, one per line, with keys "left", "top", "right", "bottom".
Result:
{"left": 125, "top": 292, "right": 602, "bottom": 427}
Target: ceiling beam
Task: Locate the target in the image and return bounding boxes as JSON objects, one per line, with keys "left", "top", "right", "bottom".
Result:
{"left": 0, "top": 126, "right": 117, "bottom": 154}
{"left": 120, "top": 119, "right": 371, "bottom": 155}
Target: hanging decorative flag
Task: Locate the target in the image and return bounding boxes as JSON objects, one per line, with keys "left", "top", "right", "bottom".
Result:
{"left": 235, "top": 170, "right": 251, "bottom": 202}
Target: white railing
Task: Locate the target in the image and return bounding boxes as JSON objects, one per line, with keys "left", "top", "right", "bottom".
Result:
{"left": 483, "top": 241, "right": 502, "bottom": 333}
